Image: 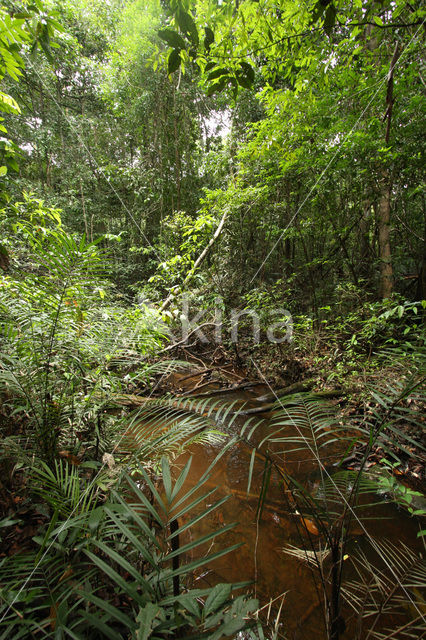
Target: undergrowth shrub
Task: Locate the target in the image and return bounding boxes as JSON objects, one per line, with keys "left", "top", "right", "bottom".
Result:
{"left": 0, "top": 456, "right": 258, "bottom": 639}
{"left": 0, "top": 198, "right": 167, "bottom": 465}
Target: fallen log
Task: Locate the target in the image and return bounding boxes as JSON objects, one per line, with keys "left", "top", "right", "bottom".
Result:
{"left": 186, "top": 381, "right": 264, "bottom": 398}
{"left": 309, "top": 390, "right": 344, "bottom": 399}
{"left": 178, "top": 368, "right": 213, "bottom": 382}
{"left": 238, "top": 403, "right": 277, "bottom": 416}
{"left": 254, "top": 380, "right": 314, "bottom": 403}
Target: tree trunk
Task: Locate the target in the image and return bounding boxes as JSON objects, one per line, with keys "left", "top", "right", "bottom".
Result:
{"left": 377, "top": 177, "right": 394, "bottom": 298}
{"left": 160, "top": 209, "right": 228, "bottom": 312}
{"left": 359, "top": 201, "right": 373, "bottom": 282}
{"left": 377, "top": 44, "right": 400, "bottom": 299}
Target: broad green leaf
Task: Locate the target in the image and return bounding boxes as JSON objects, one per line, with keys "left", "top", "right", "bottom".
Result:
{"left": 88, "top": 506, "right": 104, "bottom": 531}
{"left": 158, "top": 29, "right": 185, "bottom": 50}
{"left": 207, "top": 78, "right": 228, "bottom": 96}
{"left": 240, "top": 61, "right": 254, "bottom": 84}
{"left": 168, "top": 48, "right": 181, "bottom": 74}
{"left": 178, "top": 594, "right": 200, "bottom": 617}
{"left": 236, "top": 72, "right": 252, "bottom": 89}
{"left": 0, "top": 92, "right": 21, "bottom": 114}
{"left": 176, "top": 9, "right": 199, "bottom": 46}
{"left": 247, "top": 448, "right": 256, "bottom": 496}
{"left": 204, "top": 26, "right": 214, "bottom": 52}
{"left": 170, "top": 456, "right": 192, "bottom": 502}
{"left": 207, "top": 67, "right": 230, "bottom": 82}
{"left": 204, "top": 583, "right": 232, "bottom": 616}
{"left": 161, "top": 456, "right": 172, "bottom": 503}
{"left": 135, "top": 602, "right": 162, "bottom": 640}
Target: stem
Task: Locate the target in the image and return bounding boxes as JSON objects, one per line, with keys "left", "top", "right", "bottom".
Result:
{"left": 170, "top": 518, "right": 180, "bottom": 598}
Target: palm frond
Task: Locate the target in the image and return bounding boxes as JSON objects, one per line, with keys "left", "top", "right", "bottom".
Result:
{"left": 242, "top": 393, "right": 351, "bottom": 461}
{"left": 120, "top": 396, "right": 237, "bottom": 462}
{"left": 30, "top": 458, "right": 98, "bottom": 518}
{"left": 358, "top": 375, "right": 426, "bottom": 462}
{"left": 342, "top": 538, "right": 426, "bottom": 639}
{"left": 80, "top": 456, "right": 255, "bottom": 638}
{"left": 283, "top": 543, "right": 331, "bottom": 570}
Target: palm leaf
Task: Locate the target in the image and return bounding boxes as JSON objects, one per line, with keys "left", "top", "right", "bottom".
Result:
{"left": 342, "top": 538, "right": 426, "bottom": 639}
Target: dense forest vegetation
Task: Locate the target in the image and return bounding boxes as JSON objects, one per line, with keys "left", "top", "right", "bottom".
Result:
{"left": 0, "top": 1, "right": 424, "bottom": 638}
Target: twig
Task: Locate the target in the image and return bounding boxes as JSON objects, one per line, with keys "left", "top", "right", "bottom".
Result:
{"left": 160, "top": 209, "right": 228, "bottom": 312}
{"left": 254, "top": 380, "right": 314, "bottom": 403}
{"left": 179, "top": 379, "right": 218, "bottom": 396}
{"left": 178, "top": 368, "right": 213, "bottom": 382}
{"left": 180, "top": 348, "right": 208, "bottom": 368}
{"left": 158, "top": 322, "right": 218, "bottom": 354}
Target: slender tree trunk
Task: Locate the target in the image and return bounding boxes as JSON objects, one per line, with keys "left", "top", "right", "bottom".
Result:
{"left": 417, "top": 198, "right": 426, "bottom": 299}
{"left": 173, "top": 87, "right": 181, "bottom": 211}
{"left": 377, "top": 179, "right": 394, "bottom": 298}
{"left": 359, "top": 201, "right": 372, "bottom": 281}
{"left": 377, "top": 44, "right": 400, "bottom": 299}
{"left": 160, "top": 209, "right": 228, "bottom": 312}
{"left": 80, "top": 179, "right": 89, "bottom": 239}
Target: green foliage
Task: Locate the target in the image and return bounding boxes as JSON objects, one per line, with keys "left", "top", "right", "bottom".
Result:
{"left": 327, "top": 294, "right": 425, "bottom": 354}
{"left": 0, "top": 2, "right": 62, "bottom": 182}
{"left": 0, "top": 2, "right": 424, "bottom": 638}
{"left": 149, "top": 209, "right": 216, "bottom": 292}
{"left": 31, "top": 457, "right": 98, "bottom": 518}
{"left": 370, "top": 459, "right": 426, "bottom": 518}
{"left": 241, "top": 371, "right": 425, "bottom": 640}
{"left": 0, "top": 201, "right": 167, "bottom": 464}
{"left": 0, "top": 456, "right": 257, "bottom": 638}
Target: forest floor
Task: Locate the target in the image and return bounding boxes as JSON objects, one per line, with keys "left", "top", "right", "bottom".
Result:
{"left": 1, "top": 328, "right": 424, "bottom": 564}
{"left": 160, "top": 329, "right": 425, "bottom": 496}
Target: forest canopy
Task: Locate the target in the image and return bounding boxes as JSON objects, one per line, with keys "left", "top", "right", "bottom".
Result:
{"left": 0, "top": 1, "right": 425, "bottom": 639}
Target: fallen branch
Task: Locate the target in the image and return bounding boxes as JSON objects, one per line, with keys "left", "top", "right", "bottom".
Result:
{"left": 178, "top": 368, "right": 213, "bottom": 382}
{"left": 180, "top": 347, "right": 209, "bottom": 368}
{"left": 160, "top": 209, "right": 228, "bottom": 312}
{"left": 238, "top": 403, "right": 277, "bottom": 416}
{"left": 158, "top": 322, "right": 218, "bottom": 354}
{"left": 179, "top": 379, "right": 219, "bottom": 396}
{"left": 186, "top": 381, "right": 264, "bottom": 398}
{"left": 254, "top": 380, "right": 314, "bottom": 403}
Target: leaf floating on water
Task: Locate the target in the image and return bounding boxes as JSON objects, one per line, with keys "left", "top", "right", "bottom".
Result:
{"left": 300, "top": 516, "right": 320, "bottom": 536}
